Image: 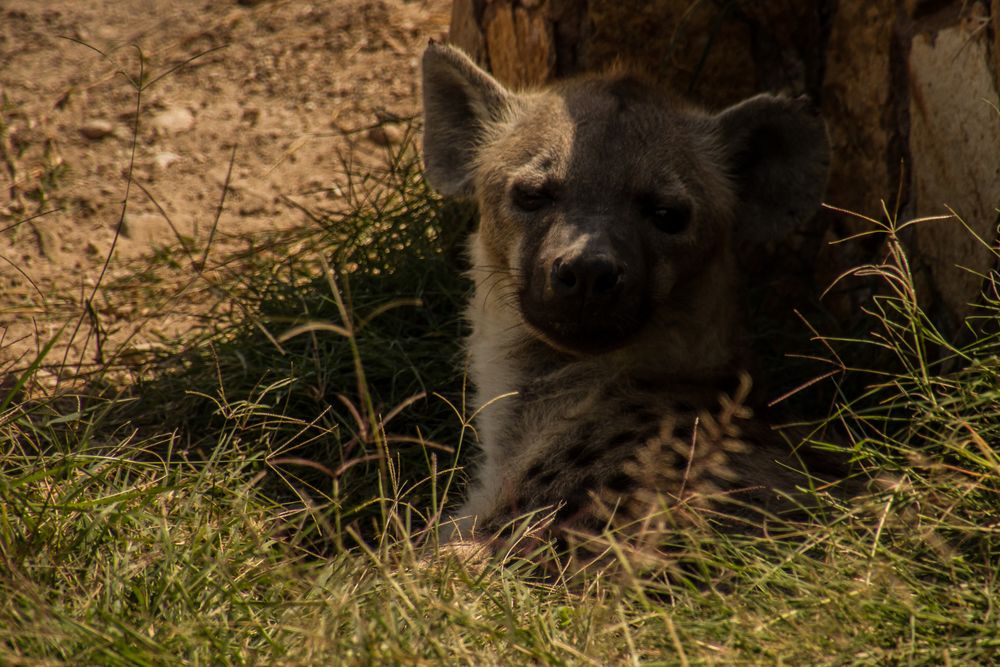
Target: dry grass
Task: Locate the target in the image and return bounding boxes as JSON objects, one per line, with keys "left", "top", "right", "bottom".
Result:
{"left": 1, "top": 78, "right": 998, "bottom": 664}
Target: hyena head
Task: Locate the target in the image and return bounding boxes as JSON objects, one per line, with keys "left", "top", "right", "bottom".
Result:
{"left": 421, "top": 42, "right": 829, "bottom": 372}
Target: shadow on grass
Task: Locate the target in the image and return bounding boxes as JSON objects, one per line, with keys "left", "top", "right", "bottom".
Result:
{"left": 94, "top": 140, "right": 478, "bottom": 552}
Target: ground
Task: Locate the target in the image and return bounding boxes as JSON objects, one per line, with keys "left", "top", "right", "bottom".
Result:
{"left": 0, "top": 0, "right": 450, "bottom": 382}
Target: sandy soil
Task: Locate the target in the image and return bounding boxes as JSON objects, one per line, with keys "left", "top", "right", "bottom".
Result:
{"left": 0, "top": 0, "right": 451, "bottom": 382}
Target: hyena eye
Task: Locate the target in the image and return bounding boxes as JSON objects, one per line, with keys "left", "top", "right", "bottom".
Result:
{"left": 511, "top": 183, "right": 554, "bottom": 212}
{"left": 642, "top": 200, "right": 692, "bottom": 235}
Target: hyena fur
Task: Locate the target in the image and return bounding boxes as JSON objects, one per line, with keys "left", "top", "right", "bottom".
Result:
{"left": 421, "top": 42, "right": 841, "bottom": 544}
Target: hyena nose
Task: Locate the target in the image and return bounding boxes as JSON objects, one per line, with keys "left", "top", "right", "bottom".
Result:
{"left": 551, "top": 256, "right": 624, "bottom": 300}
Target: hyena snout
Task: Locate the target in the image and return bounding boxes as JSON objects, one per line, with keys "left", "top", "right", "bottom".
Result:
{"left": 550, "top": 254, "right": 625, "bottom": 301}
{"left": 522, "top": 236, "right": 648, "bottom": 353}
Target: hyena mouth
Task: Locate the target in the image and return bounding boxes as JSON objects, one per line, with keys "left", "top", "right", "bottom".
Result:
{"left": 520, "top": 296, "right": 648, "bottom": 354}
{"left": 518, "top": 251, "right": 649, "bottom": 354}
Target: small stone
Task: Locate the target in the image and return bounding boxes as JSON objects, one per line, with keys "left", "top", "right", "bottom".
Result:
{"left": 241, "top": 107, "right": 260, "bottom": 125}
{"left": 131, "top": 167, "right": 151, "bottom": 183}
{"left": 152, "top": 151, "right": 181, "bottom": 170}
{"left": 239, "top": 201, "right": 266, "bottom": 216}
{"left": 31, "top": 221, "right": 63, "bottom": 262}
{"left": 210, "top": 167, "right": 246, "bottom": 192}
{"left": 366, "top": 124, "right": 403, "bottom": 146}
{"left": 121, "top": 212, "right": 173, "bottom": 246}
{"left": 150, "top": 107, "right": 195, "bottom": 134}
{"left": 80, "top": 119, "right": 113, "bottom": 140}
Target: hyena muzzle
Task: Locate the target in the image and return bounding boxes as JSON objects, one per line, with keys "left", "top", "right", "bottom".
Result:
{"left": 420, "top": 42, "right": 848, "bottom": 553}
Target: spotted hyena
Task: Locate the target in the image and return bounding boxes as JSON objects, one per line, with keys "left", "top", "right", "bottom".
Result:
{"left": 421, "top": 42, "right": 840, "bottom": 548}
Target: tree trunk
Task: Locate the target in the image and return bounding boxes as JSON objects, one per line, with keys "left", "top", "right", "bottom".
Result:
{"left": 449, "top": 0, "right": 1000, "bottom": 330}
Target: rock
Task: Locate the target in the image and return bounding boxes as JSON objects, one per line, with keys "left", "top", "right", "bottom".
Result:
{"left": 241, "top": 106, "right": 261, "bottom": 125}
{"left": 150, "top": 107, "right": 195, "bottom": 134}
{"left": 239, "top": 201, "right": 267, "bottom": 216}
{"left": 366, "top": 124, "right": 403, "bottom": 146}
{"left": 210, "top": 166, "right": 247, "bottom": 193}
{"left": 85, "top": 240, "right": 103, "bottom": 256}
{"left": 130, "top": 167, "right": 152, "bottom": 183}
{"left": 121, "top": 212, "right": 176, "bottom": 247}
{"left": 31, "top": 220, "right": 64, "bottom": 262}
{"left": 908, "top": 20, "right": 1000, "bottom": 325}
{"left": 80, "top": 119, "right": 114, "bottom": 140}
{"left": 152, "top": 151, "right": 182, "bottom": 171}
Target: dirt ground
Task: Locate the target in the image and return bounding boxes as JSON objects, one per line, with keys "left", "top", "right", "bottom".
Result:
{"left": 0, "top": 0, "right": 451, "bottom": 382}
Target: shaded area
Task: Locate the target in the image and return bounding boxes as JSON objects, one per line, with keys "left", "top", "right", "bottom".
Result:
{"left": 103, "top": 145, "right": 477, "bottom": 549}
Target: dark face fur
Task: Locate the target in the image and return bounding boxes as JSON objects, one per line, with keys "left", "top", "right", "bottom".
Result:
{"left": 421, "top": 43, "right": 830, "bottom": 359}
{"left": 475, "top": 79, "right": 735, "bottom": 353}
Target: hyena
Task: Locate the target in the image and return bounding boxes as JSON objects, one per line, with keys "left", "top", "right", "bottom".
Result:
{"left": 421, "top": 42, "right": 840, "bottom": 548}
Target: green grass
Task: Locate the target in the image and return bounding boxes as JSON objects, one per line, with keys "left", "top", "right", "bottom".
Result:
{"left": 2, "top": 135, "right": 999, "bottom": 664}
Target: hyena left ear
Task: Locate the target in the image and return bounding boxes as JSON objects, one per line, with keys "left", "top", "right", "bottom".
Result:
{"left": 421, "top": 42, "right": 517, "bottom": 197}
{"left": 715, "top": 94, "right": 830, "bottom": 243}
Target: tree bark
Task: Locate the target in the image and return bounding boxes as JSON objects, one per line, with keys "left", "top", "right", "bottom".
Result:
{"left": 448, "top": 0, "right": 1000, "bottom": 330}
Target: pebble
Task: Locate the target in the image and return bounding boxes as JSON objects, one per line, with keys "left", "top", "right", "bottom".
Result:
{"left": 152, "top": 151, "right": 182, "bottom": 170}
{"left": 366, "top": 124, "right": 403, "bottom": 146}
{"left": 121, "top": 212, "right": 173, "bottom": 246}
{"left": 210, "top": 167, "right": 245, "bottom": 192}
{"left": 31, "top": 221, "right": 64, "bottom": 262}
{"left": 80, "top": 119, "right": 114, "bottom": 140}
{"left": 239, "top": 201, "right": 267, "bottom": 216}
{"left": 150, "top": 107, "right": 195, "bottom": 134}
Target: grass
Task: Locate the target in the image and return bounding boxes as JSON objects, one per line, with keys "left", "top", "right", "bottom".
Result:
{"left": 2, "top": 126, "right": 999, "bottom": 664}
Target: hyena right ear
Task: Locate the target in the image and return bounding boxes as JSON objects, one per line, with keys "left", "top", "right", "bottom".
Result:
{"left": 714, "top": 94, "right": 830, "bottom": 245}
{"left": 421, "top": 42, "right": 516, "bottom": 197}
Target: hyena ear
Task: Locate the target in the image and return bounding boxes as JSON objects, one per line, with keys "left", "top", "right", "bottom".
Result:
{"left": 715, "top": 94, "right": 830, "bottom": 244}
{"left": 421, "top": 42, "right": 516, "bottom": 197}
